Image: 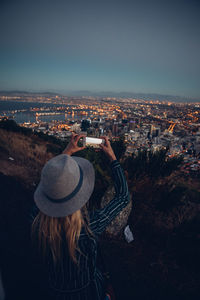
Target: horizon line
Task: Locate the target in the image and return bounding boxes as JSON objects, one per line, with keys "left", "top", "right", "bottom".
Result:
{"left": 0, "top": 89, "right": 200, "bottom": 101}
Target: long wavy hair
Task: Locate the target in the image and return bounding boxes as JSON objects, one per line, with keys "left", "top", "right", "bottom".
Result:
{"left": 31, "top": 207, "right": 92, "bottom": 265}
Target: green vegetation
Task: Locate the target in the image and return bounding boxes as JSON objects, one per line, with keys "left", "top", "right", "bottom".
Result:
{"left": 81, "top": 119, "right": 90, "bottom": 131}
{"left": 111, "top": 136, "right": 126, "bottom": 160}
{"left": 0, "top": 119, "right": 66, "bottom": 148}
{"left": 35, "top": 130, "right": 67, "bottom": 148}
{"left": 46, "top": 143, "right": 61, "bottom": 155}
{"left": 0, "top": 118, "right": 32, "bottom": 135}
{"left": 150, "top": 182, "right": 200, "bottom": 212}
{"left": 123, "top": 148, "right": 183, "bottom": 180}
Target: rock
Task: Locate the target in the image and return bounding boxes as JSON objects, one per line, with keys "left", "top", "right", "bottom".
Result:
{"left": 101, "top": 186, "right": 132, "bottom": 237}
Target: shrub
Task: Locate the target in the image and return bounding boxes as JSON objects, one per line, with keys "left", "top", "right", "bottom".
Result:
{"left": 123, "top": 149, "right": 183, "bottom": 180}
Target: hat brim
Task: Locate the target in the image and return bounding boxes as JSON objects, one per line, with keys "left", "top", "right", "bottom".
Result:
{"left": 34, "top": 156, "right": 95, "bottom": 217}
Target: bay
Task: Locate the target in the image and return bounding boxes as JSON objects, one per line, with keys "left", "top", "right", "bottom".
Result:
{"left": 0, "top": 100, "right": 61, "bottom": 112}
{"left": 0, "top": 100, "right": 82, "bottom": 124}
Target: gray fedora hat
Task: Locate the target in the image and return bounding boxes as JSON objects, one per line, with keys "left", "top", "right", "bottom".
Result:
{"left": 34, "top": 154, "right": 95, "bottom": 217}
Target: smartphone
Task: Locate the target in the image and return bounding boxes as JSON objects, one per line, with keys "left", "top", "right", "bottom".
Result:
{"left": 83, "top": 137, "right": 105, "bottom": 147}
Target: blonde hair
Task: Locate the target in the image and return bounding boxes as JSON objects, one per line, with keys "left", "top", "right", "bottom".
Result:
{"left": 32, "top": 207, "right": 91, "bottom": 265}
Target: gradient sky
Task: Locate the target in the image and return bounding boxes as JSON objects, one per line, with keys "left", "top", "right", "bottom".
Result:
{"left": 0, "top": 0, "right": 200, "bottom": 98}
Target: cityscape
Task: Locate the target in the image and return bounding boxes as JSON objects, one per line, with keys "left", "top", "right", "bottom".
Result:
{"left": 1, "top": 93, "right": 200, "bottom": 176}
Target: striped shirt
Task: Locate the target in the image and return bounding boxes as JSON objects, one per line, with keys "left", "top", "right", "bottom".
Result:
{"left": 31, "top": 160, "right": 130, "bottom": 300}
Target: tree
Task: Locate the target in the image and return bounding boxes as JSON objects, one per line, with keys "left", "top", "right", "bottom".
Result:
{"left": 110, "top": 137, "right": 126, "bottom": 160}
{"left": 123, "top": 149, "right": 183, "bottom": 181}
{"left": 81, "top": 120, "right": 90, "bottom": 132}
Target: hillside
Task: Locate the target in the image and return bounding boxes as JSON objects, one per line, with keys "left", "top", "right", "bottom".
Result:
{"left": 0, "top": 120, "right": 200, "bottom": 300}
{"left": 0, "top": 121, "right": 64, "bottom": 188}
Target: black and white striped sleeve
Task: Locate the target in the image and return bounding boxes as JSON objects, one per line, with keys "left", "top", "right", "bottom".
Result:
{"left": 89, "top": 160, "right": 130, "bottom": 235}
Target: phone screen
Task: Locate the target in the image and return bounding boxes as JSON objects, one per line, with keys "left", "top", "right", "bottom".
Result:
{"left": 86, "top": 137, "right": 103, "bottom": 145}
{"left": 83, "top": 137, "right": 104, "bottom": 147}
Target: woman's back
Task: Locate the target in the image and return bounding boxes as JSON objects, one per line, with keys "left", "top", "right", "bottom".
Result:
{"left": 31, "top": 211, "right": 104, "bottom": 300}
{"left": 31, "top": 135, "right": 130, "bottom": 300}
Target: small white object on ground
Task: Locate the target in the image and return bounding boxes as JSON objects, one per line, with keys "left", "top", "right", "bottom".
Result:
{"left": 8, "top": 157, "right": 14, "bottom": 161}
{"left": 124, "top": 225, "right": 134, "bottom": 243}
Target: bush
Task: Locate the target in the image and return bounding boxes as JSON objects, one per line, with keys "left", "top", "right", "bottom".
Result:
{"left": 123, "top": 149, "right": 183, "bottom": 180}
{"left": 0, "top": 119, "right": 32, "bottom": 135}
{"left": 110, "top": 137, "right": 126, "bottom": 160}
{"left": 46, "top": 143, "right": 61, "bottom": 155}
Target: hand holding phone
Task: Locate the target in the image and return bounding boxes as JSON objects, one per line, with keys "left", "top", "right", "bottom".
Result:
{"left": 63, "top": 133, "right": 86, "bottom": 155}
{"left": 99, "top": 136, "right": 117, "bottom": 162}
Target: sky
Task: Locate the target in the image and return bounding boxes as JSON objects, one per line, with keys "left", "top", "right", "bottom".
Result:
{"left": 0, "top": 0, "right": 200, "bottom": 98}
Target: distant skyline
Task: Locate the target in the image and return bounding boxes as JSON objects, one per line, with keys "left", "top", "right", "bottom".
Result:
{"left": 0, "top": 0, "right": 200, "bottom": 98}
{"left": 1, "top": 89, "right": 200, "bottom": 103}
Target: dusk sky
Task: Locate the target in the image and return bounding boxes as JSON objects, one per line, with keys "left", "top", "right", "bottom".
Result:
{"left": 0, "top": 0, "right": 200, "bottom": 98}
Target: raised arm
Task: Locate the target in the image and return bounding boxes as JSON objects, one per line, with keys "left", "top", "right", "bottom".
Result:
{"left": 89, "top": 137, "right": 130, "bottom": 235}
